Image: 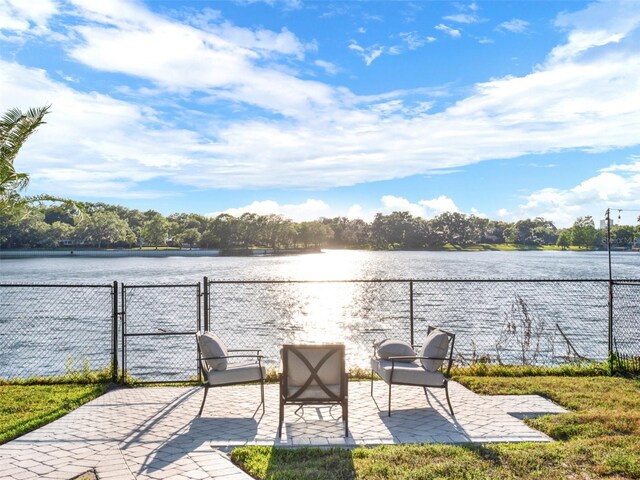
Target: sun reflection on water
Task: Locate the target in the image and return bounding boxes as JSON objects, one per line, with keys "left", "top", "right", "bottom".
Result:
{"left": 271, "top": 251, "right": 371, "bottom": 363}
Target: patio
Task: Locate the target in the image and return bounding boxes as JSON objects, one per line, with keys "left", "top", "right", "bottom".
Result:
{"left": 0, "top": 381, "right": 566, "bottom": 480}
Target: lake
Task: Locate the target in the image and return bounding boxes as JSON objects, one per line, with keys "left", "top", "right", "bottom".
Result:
{"left": 1, "top": 250, "right": 638, "bottom": 380}
{"left": 1, "top": 249, "right": 639, "bottom": 283}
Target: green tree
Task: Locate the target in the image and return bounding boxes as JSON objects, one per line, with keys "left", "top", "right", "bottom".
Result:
{"left": 180, "top": 228, "right": 202, "bottom": 248}
{"left": 0, "top": 106, "right": 50, "bottom": 199}
{"left": 611, "top": 225, "right": 636, "bottom": 248}
{"left": 298, "top": 221, "right": 334, "bottom": 247}
{"left": 141, "top": 214, "right": 169, "bottom": 249}
{"left": 432, "top": 212, "right": 476, "bottom": 246}
{"left": 46, "top": 221, "right": 75, "bottom": 247}
{"left": 82, "top": 211, "right": 131, "bottom": 248}
{"left": 556, "top": 230, "right": 571, "bottom": 250}
{"left": 200, "top": 229, "right": 220, "bottom": 249}
{"left": 571, "top": 216, "right": 598, "bottom": 249}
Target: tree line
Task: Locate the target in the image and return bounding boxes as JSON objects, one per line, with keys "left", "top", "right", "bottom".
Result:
{"left": 2, "top": 201, "right": 638, "bottom": 250}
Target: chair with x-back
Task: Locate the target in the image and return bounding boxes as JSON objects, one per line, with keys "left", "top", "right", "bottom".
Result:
{"left": 278, "top": 343, "right": 348, "bottom": 438}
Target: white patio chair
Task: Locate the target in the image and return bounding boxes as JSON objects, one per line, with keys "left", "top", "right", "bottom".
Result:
{"left": 196, "top": 331, "right": 266, "bottom": 416}
{"left": 370, "top": 326, "right": 456, "bottom": 416}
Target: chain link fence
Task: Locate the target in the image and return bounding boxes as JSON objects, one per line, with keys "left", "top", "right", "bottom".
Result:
{"left": 206, "top": 279, "right": 617, "bottom": 370}
{"left": 0, "top": 284, "right": 115, "bottom": 380}
{"left": 122, "top": 284, "right": 201, "bottom": 382}
{"left": 412, "top": 280, "right": 609, "bottom": 366}
{"left": 612, "top": 281, "right": 640, "bottom": 373}
{"left": 206, "top": 280, "right": 411, "bottom": 369}
{"left": 1, "top": 278, "right": 637, "bottom": 382}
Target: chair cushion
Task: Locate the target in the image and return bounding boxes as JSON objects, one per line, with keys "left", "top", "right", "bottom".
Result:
{"left": 418, "top": 329, "right": 450, "bottom": 372}
{"left": 206, "top": 363, "right": 265, "bottom": 386}
{"left": 371, "top": 358, "right": 445, "bottom": 386}
{"left": 198, "top": 332, "right": 228, "bottom": 371}
{"left": 375, "top": 339, "right": 415, "bottom": 362}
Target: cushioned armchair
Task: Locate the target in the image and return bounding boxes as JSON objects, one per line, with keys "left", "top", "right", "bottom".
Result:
{"left": 196, "top": 331, "right": 266, "bottom": 416}
{"left": 370, "top": 326, "right": 456, "bottom": 416}
{"left": 278, "top": 344, "right": 348, "bottom": 438}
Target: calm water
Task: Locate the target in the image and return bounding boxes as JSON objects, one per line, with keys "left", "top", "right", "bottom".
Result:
{"left": 1, "top": 249, "right": 639, "bottom": 283}
{"left": 1, "top": 250, "right": 638, "bottom": 380}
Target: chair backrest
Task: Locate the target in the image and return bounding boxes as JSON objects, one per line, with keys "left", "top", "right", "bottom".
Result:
{"left": 281, "top": 344, "right": 346, "bottom": 402}
{"left": 426, "top": 326, "right": 455, "bottom": 376}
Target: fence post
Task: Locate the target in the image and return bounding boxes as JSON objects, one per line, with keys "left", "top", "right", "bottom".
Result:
{"left": 197, "top": 282, "right": 202, "bottom": 381}
{"left": 112, "top": 281, "right": 118, "bottom": 383}
{"left": 203, "top": 276, "right": 209, "bottom": 331}
{"left": 608, "top": 280, "right": 614, "bottom": 375}
{"left": 409, "top": 281, "right": 414, "bottom": 346}
{"left": 121, "top": 284, "right": 126, "bottom": 385}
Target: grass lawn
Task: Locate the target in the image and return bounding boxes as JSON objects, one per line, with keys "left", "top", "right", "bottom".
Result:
{"left": 232, "top": 375, "right": 640, "bottom": 479}
{"left": 0, "top": 383, "right": 108, "bottom": 444}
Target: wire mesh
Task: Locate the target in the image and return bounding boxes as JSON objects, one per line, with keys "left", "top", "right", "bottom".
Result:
{"left": 0, "top": 284, "right": 114, "bottom": 380}
{"left": 207, "top": 279, "right": 613, "bottom": 369}
{"left": 1, "top": 278, "right": 636, "bottom": 382}
{"left": 412, "top": 280, "right": 609, "bottom": 365}
{"left": 612, "top": 281, "right": 640, "bottom": 373}
{"left": 207, "top": 280, "right": 410, "bottom": 369}
{"left": 122, "top": 284, "right": 200, "bottom": 382}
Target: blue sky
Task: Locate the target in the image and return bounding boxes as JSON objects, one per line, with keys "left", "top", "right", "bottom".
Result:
{"left": 1, "top": 0, "right": 639, "bottom": 227}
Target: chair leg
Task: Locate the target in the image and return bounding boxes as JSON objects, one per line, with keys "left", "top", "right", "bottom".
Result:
{"left": 198, "top": 385, "right": 209, "bottom": 417}
{"left": 260, "top": 379, "right": 265, "bottom": 413}
{"left": 343, "top": 401, "right": 349, "bottom": 437}
{"left": 370, "top": 369, "right": 374, "bottom": 397}
{"left": 278, "top": 398, "right": 284, "bottom": 438}
{"left": 444, "top": 380, "right": 454, "bottom": 416}
{"left": 388, "top": 382, "right": 392, "bottom": 417}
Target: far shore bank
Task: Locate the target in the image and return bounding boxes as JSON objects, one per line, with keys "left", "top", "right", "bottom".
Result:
{"left": 0, "top": 247, "right": 322, "bottom": 259}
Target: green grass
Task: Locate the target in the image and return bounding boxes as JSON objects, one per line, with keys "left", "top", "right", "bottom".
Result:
{"left": 0, "top": 383, "right": 108, "bottom": 444}
{"left": 441, "top": 243, "right": 593, "bottom": 252}
{"left": 232, "top": 375, "right": 640, "bottom": 479}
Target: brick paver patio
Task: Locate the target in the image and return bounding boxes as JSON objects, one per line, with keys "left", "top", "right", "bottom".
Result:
{"left": 0, "top": 381, "right": 566, "bottom": 479}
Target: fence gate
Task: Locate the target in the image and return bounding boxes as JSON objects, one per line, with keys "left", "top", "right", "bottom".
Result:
{"left": 121, "top": 283, "right": 201, "bottom": 383}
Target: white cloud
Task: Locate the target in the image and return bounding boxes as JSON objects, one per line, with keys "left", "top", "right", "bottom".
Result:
{"left": 2, "top": 0, "right": 640, "bottom": 200}
{"left": 435, "top": 24, "right": 461, "bottom": 38}
{"left": 0, "top": 0, "right": 58, "bottom": 40}
{"left": 517, "top": 158, "right": 640, "bottom": 227}
{"left": 1, "top": 60, "right": 203, "bottom": 199}
{"left": 212, "top": 199, "right": 331, "bottom": 222}
{"left": 346, "top": 204, "right": 367, "bottom": 220}
{"left": 419, "top": 196, "right": 460, "bottom": 215}
{"left": 496, "top": 19, "right": 529, "bottom": 34}
{"left": 349, "top": 40, "right": 384, "bottom": 65}
{"left": 443, "top": 13, "right": 480, "bottom": 24}
{"left": 550, "top": 1, "right": 640, "bottom": 62}
{"left": 314, "top": 59, "right": 338, "bottom": 75}
{"left": 497, "top": 208, "right": 512, "bottom": 219}
{"left": 65, "top": 0, "right": 328, "bottom": 119}
{"left": 381, "top": 195, "right": 459, "bottom": 218}
{"left": 400, "top": 31, "right": 436, "bottom": 50}
{"left": 226, "top": 0, "right": 302, "bottom": 9}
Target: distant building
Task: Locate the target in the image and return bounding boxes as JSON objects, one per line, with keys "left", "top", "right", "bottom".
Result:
{"left": 599, "top": 218, "right": 614, "bottom": 229}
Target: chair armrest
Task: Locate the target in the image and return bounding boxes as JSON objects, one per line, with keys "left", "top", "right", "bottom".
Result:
{"left": 200, "top": 354, "right": 264, "bottom": 361}
{"left": 229, "top": 348, "right": 261, "bottom": 353}
{"left": 387, "top": 355, "right": 418, "bottom": 361}
{"left": 408, "top": 355, "right": 449, "bottom": 361}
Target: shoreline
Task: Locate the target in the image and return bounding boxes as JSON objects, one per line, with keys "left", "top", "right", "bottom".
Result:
{"left": 1, "top": 244, "right": 636, "bottom": 259}
{"left": 0, "top": 247, "right": 322, "bottom": 259}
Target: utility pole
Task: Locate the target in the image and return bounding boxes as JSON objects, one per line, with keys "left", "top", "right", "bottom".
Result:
{"left": 606, "top": 208, "right": 613, "bottom": 374}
